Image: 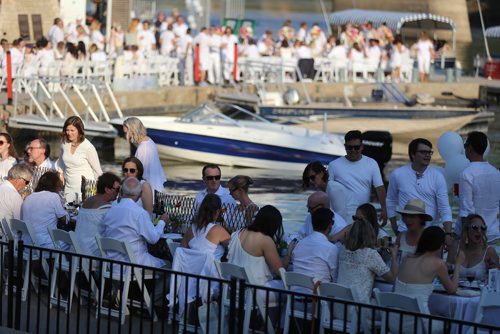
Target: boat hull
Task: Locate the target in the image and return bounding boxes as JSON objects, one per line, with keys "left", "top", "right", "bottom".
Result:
{"left": 147, "top": 128, "right": 342, "bottom": 170}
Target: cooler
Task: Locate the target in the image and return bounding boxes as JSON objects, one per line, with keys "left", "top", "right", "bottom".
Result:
{"left": 484, "top": 59, "right": 500, "bottom": 79}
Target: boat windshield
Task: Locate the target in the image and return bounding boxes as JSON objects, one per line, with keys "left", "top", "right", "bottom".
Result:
{"left": 178, "top": 103, "right": 270, "bottom": 125}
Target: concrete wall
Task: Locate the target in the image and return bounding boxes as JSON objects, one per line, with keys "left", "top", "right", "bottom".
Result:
{"left": 332, "top": 0, "right": 472, "bottom": 42}
{"left": 0, "top": 0, "right": 59, "bottom": 42}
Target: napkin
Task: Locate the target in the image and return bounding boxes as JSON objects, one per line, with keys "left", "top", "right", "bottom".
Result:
{"left": 456, "top": 288, "right": 481, "bottom": 297}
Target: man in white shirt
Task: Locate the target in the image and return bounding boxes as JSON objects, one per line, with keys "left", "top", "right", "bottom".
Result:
{"left": 160, "top": 24, "right": 175, "bottom": 56}
{"left": 386, "top": 138, "right": 453, "bottom": 239}
{"left": 138, "top": 20, "right": 156, "bottom": 53}
{"left": 101, "top": 177, "right": 168, "bottom": 268}
{"left": 0, "top": 164, "right": 32, "bottom": 222}
{"left": 194, "top": 164, "right": 236, "bottom": 211}
{"left": 177, "top": 28, "right": 193, "bottom": 86}
{"left": 48, "top": 18, "right": 65, "bottom": 50}
{"left": 328, "top": 130, "right": 387, "bottom": 224}
{"left": 293, "top": 191, "right": 348, "bottom": 242}
{"left": 194, "top": 27, "right": 210, "bottom": 84}
{"left": 458, "top": 131, "right": 500, "bottom": 242}
{"left": 172, "top": 16, "right": 188, "bottom": 38}
{"left": 292, "top": 208, "right": 339, "bottom": 286}
{"left": 208, "top": 26, "right": 222, "bottom": 84}
{"left": 220, "top": 27, "right": 238, "bottom": 83}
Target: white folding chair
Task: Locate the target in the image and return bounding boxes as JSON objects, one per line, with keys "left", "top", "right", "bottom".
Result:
{"left": 48, "top": 229, "right": 98, "bottom": 313}
{"left": 279, "top": 268, "right": 316, "bottom": 334}
{"left": 318, "top": 281, "right": 365, "bottom": 334}
{"left": 96, "top": 237, "right": 157, "bottom": 325}
{"left": 468, "top": 287, "right": 500, "bottom": 334}
{"left": 168, "top": 247, "right": 219, "bottom": 333}
{"left": 216, "top": 261, "right": 275, "bottom": 334}
{"left": 1, "top": 218, "right": 14, "bottom": 242}
{"left": 9, "top": 218, "right": 50, "bottom": 301}
{"left": 373, "top": 288, "right": 441, "bottom": 334}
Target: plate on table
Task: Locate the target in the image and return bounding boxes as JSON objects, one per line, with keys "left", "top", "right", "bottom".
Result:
{"left": 161, "top": 233, "right": 183, "bottom": 240}
{"left": 456, "top": 288, "right": 481, "bottom": 297}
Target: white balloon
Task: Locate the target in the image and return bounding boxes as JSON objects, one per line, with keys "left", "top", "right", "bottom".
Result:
{"left": 483, "top": 139, "right": 490, "bottom": 159}
{"left": 438, "top": 131, "right": 464, "bottom": 161}
{"left": 444, "top": 154, "right": 470, "bottom": 188}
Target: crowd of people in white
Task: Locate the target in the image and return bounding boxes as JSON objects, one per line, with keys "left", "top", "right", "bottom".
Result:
{"left": 0, "top": 10, "right": 449, "bottom": 86}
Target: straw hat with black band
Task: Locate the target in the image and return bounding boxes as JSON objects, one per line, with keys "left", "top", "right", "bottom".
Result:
{"left": 396, "top": 198, "right": 433, "bottom": 222}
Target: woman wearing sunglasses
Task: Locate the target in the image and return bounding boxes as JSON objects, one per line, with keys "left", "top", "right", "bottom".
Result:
{"left": 447, "top": 214, "right": 499, "bottom": 283}
{"left": 121, "top": 157, "right": 154, "bottom": 216}
{"left": 302, "top": 160, "right": 357, "bottom": 223}
{"left": 227, "top": 175, "right": 259, "bottom": 228}
{"left": 0, "top": 132, "right": 18, "bottom": 183}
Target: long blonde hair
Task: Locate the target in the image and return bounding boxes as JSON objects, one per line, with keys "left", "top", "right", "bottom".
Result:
{"left": 123, "top": 117, "right": 147, "bottom": 144}
{"left": 345, "top": 219, "right": 377, "bottom": 251}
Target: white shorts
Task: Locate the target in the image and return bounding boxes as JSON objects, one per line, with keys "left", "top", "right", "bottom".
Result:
{"left": 418, "top": 56, "right": 431, "bottom": 74}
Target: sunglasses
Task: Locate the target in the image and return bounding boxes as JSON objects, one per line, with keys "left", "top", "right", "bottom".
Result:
{"left": 345, "top": 144, "right": 361, "bottom": 151}
{"left": 416, "top": 150, "right": 434, "bottom": 155}
{"left": 205, "top": 175, "right": 221, "bottom": 181}
{"left": 0, "top": 140, "right": 5, "bottom": 145}
{"left": 308, "top": 174, "right": 317, "bottom": 181}
{"left": 20, "top": 176, "right": 30, "bottom": 186}
{"left": 470, "top": 224, "right": 487, "bottom": 231}
{"left": 122, "top": 168, "right": 136, "bottom": 174}
{"left": 112, "top": 186, "right": 121, "bottom": 192}
{"left": 352, "top": 215, "right": 362, "bottom": 221}
{"left": 307, "top": 203, "right": 322, "bottom": 213}
{"left": 229, "top": 187, "right": 237, "bottom": 193}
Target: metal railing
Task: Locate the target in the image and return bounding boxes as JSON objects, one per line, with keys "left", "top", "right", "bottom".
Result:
{"left": 1, "top": 240, "right": 499, "bottom": 334}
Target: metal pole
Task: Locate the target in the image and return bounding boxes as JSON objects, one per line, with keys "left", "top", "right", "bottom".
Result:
{"left": 477, "top": 0, "right": 491, "bottom": 60}
{"left": 105, "top": 0, "right": 113, "bottom": 53}
{"left": 319, "top": 0, "right": 332, "bottom": 36}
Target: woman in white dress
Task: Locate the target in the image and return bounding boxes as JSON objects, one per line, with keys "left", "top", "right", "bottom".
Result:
{"left": 227, "top": 175, "right": 259, "bottom": 229}
{"left": 395, "top": 199, "right": 432, "bottom": 260}
{"left": 57, "top": 116, "right": 102, "bottom": 203}
{"left": 227, "top": 205, "right": 290, "bottom": 302}
{"left": 21, "top": 171, "right": 68, "bottom": 249}
{"left": 0, "top": 132, "right": 18, "bottom": 183}
{"left": 181, "top": 194, "right": 230, "bottom": 261}
{"left": 123, "top": 117, "right": 166, "bottom": 194}
{"left": 74, "top": 172, "right": 121, "bottom": 257}
{"left": 121, "top": 157, "right": 154, "bottom": 215}
{"left": 396, "top": 227, "right": 465, "bottom": 333}
{"left": 447, "top": 214, "right": 499, "bottom": 282}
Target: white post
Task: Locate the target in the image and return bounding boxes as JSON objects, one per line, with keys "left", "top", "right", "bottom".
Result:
{"left": 106, "top": 0, "right": 113, "bottom": 53}
{"left": 319, "top": 0, "right": 332, "bottom": 36}
{"left": 477, "top": 0, "right": 491, "bottom": 60}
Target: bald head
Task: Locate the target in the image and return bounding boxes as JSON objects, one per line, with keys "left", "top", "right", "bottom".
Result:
{"left": 121, "top": 176, "right": 141, "bottom": 198}
{"left": 307, "top": 191, "right": 330, "bottom": 213}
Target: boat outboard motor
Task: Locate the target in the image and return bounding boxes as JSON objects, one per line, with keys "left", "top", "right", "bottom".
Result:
{"left": 361, "top": 131, "right": 392, "bottom": 183}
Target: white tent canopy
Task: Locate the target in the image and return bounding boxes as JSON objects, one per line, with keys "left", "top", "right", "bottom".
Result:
{"left": 329, "top": 9, "right": 456, "bottom": 48}
{"left": 486, "top": 26, "right": 500, "bottom": 38}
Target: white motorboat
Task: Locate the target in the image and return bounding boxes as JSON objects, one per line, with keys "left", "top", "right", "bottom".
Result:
{"left": 111, "top": 103, "right": 346, "bottom": 170}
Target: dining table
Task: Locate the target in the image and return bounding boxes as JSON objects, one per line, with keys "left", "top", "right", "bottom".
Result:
{"left": 373, "top": 279, "right": 500, "bottom": 333}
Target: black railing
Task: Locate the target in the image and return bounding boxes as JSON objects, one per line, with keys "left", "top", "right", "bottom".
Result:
{"left": 1, "top": 240, "right": 499, "bottom": 334}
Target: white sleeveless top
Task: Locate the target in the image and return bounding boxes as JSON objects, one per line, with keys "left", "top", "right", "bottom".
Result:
{"left": 399, "top": 232, "right": 417, "bottom": 259}
{"left": 459, "top": 247, "right": 491, "bottom": 282}
{"left": 227, "top": 230, "right": 273, "bottom": 286}
{"left": 188, "top": 223, "right": 225, "bottom": 261}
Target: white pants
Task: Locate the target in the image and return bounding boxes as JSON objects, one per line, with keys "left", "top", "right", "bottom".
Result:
{"left": 207, "top": 52, "right": 221, "bottom": 84}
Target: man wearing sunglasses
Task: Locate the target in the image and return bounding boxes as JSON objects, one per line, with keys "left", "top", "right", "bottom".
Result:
{"left": 328, "top": 130, "right": 387, "bottom": 225}
{"left": 458, "top": 131, "right": 500, "bottom": 243}
{"left": 0, "top": 164, "right": 32, "bottom": 223}
{"left": 194, "top": 164, "right": 236, "bottom": 212}
{"left": 387, "top": 138, "right": 452, "bottom": 241}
